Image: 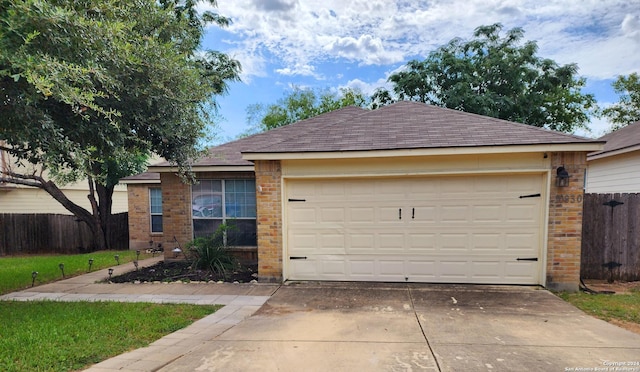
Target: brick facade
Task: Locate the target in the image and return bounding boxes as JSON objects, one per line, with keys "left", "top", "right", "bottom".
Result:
{"left": 254, "top": 160, "right": 283, "bottom": 282}
{"left": 546, "top": 151, "right": 588, "bottom": 291}
{"left": 126, "top": 184, "right": 163, "bottom": 250}
{"left": 160, "top": 173, "right": 192, "bottom": 259}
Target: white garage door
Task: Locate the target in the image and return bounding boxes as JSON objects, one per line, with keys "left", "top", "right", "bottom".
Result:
{"left": 286, "top": 174, "right": 544, "bottom": 284}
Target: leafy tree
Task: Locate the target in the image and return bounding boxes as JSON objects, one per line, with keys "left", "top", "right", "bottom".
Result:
{"left": 381, "top": 24, "right": 596, "bottom": 132}
{"left": 602, "top": 73, "right": 640, "bottom": 130}
{"left": 0, "top": 0, "right": 240, "bottom": 250}
{"left": 245, "top": 87, "right": 368, "bottom": 133}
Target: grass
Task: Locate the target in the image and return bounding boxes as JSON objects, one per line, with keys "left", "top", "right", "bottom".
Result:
{"left": 558, "top": 291, "right": 640, "bottom": 326}
{"left": 0, "top": 250, "right": 153, "bottom": 295}
{"left": 0, "top": 301, "right": 219, "bottom": 372}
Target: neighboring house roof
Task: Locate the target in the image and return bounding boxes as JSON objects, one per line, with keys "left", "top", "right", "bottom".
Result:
{"left": 147, "top": 101, "right": 603, "bottom": 172}
{"left": 587, "top": 120, "right": 640, "bottom": 160}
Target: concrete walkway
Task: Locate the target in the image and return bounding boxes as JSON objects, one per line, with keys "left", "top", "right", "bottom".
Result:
{"left": 0, "top": 257, "right": 280, "bottom": 371}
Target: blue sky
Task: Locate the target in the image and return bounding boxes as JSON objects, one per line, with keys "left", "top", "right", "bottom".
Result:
{"left": 198, "top": 0, "right": 640, "bottom": 141}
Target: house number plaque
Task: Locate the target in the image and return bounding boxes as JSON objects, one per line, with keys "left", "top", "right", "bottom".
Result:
{"left": 555, "top": 194, "right": 583, "bottom": 203}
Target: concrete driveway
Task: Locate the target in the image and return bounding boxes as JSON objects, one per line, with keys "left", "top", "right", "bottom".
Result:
{"left": 161, "top": 282, "right": 640, "bottom": 371}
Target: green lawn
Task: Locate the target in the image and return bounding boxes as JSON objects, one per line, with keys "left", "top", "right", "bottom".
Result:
{"left": 0, "top": 301, "right": 219, "bottom": 372}
{"left": 558, "top": 290, "right": 640, "bottom": 327}
{"left": 0, "top": 250, "right": 153, "bottom": 295}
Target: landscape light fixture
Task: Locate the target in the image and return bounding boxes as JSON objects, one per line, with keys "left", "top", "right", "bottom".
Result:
{"left": 135, "top": 250, "right": 141, "bottom": 260}
{"left": 556, "top": 166, "right": 570, "bottom": 187}
{"left": 88, "top": 258, "right": 94, "bottom": 272}
{"left": 133, "top": 260, "right": 139, "bottom": 271}
{"left": 31, "top": 271, "right": 38, "bottom": 287}
{"left": 172, "top": 247, "right": 182, "bottom": 258}
{"left": 58, "top": 263, "right": 65, "bottom": 278}
{"left": 114, "top": 254, "right": 120, "bottom": 265}
{"left": 108, "top": 268, "right": 114, "bottom": 280}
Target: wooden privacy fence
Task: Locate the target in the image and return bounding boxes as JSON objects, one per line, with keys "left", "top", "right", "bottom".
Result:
{"left": 581, "top": 193, "right": 640, "bottom": 281}
{"left": 0, "top": 213, "right": 128, "bottom": 255}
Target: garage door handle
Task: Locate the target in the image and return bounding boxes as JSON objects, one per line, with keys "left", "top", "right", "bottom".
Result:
{"left": 519, "top": 193, "right": 541, "bottom": 199}
{"left": 289, "top": 256, "right": 307, "bottom": 260}
{"left": 399, "top": 208, "right": 402, "bottom": 220}
{"left": 288, "top": 198, "right": 306, "bottom": 202}
{"left": 517, "top": 257, "right": 538, "bottom": 261}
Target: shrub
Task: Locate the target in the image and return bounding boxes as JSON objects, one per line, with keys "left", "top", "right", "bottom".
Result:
{"left": 185, "top": 224, "right": 238, "bottom": 277}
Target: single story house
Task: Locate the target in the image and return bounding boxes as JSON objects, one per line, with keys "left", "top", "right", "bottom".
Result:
{"left": 586, "top": 120, "right": 640, "bottom": 193}
{"left": 125, "top": 101, "right": 604, "bottom": 291}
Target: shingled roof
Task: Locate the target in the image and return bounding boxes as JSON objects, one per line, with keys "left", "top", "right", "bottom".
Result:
{"left": 150, "top": 106, "right": 366, "bottom": 168}
{"left": 588, "top": 120, "right": 640, "bottom": 159}
{"left": 149, "top": 101, "right": 602, "bottom": 170}
{"left": 242, "top": 101, "right": 600, "bottom": 155}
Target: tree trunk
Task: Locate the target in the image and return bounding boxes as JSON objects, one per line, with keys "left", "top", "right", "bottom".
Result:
{"left": 96, "top": 183, "right": 115, "bottom": 249}
{"left": 0, "top": 170, "right": 108, "bottom": 251}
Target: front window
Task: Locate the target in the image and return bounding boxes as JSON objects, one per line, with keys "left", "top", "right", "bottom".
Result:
{"left": 192, "top": 179, "right": 257, "bottom": 246}
{"left": 149, "top": 188, "right": 163, "bottom": 233}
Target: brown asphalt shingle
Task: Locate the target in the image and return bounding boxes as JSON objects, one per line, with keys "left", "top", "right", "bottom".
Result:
{"left": 588, "top": 120, "right": 640, "bottom": 157}
{"left": 242, "top": 101, "right": 599, "bottom": 154}
{"left": 152, "top": 101, "right": 601, "bottom": 168}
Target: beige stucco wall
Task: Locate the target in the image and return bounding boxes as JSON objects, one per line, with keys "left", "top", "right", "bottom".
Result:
{"left": 282, "top": 152, "right": 549, "bottom": 177}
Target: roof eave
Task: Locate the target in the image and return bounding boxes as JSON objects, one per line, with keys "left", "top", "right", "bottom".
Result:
{"left": 147, "top": 165, "right": 255, "bottom": 173}
{"left": 242, "top": 143, "right": 605, "bottom": 161}
{"left": 119, "top": 179, "right": 161, "bottom": 185}
{"left": 588, "top": 144, "right": 640, "bottom": 161}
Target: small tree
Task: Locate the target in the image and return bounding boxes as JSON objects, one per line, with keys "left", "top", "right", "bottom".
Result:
{"left": 602, "top": 73, "right": 640, "bottom": 130}
{"left": 245, "top": 87, "right": 368, "bottom": 133}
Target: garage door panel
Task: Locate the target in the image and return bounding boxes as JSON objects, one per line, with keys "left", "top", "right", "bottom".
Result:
{"left": 349, "top": 234, "right": 375, "bottom": 250}
{"left": 506, "top": 204, "right": 539, "bottom": 222}
{"left": 472, "top": 233, "right": 502, "bottom": 251}
{"left": 407, "top": 234, "right": 437, "bottom": 250}
{"left": 290, "top": 207, "right": 317, "bottom": 223}
{"left": 289, "top": 233, "right": 317, "bottom": 250}
{"left": 320, "top": 208, "right": 344, "bottom": 223}
{"left": 439, "top": 205, "right": 470, "bottom": 222}
{"left": 472, "top": 205, "right": 503, "bottom": 222}
{"left": 438, "top": 261, "right": 468, "bottom": 279}
{"left": 286, "top": 174, "right": 543, "bottom": 284}
{"left": 440, "top": 233, "right": 469, "bottom": 251}
{"left": 349, "top": 207, "right": 376, "bottom": 222}
{"left": 410, "top": 206, "right": 437, "bottom": 222}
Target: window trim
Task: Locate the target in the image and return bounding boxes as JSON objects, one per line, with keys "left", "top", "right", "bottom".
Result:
{"left": 149, "top": 187, "right": 163, "bottom": 234}
{"left": 192, "top": 179, "right": 257, "bottom": 246}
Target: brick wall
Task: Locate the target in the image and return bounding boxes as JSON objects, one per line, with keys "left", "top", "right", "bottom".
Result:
{"left": 160, "top": 173, "right": 192, "bottom": 259}
{"left": 126, "top": 184, "right": 162, "bottom": 250}
{"left": 255, "top": 160, "right": 283, "bottom": 282}
{"left": 546, "top": 151, "right": 588, "bottom": 292}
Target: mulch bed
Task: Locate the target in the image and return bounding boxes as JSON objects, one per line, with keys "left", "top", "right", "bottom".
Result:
{"left": 108, "top": 260, "right": 258, "bottom": 283}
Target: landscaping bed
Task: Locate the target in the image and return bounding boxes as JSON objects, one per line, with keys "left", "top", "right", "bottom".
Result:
{"left": 108, "top": 260, "right": 258, "bottom": 283}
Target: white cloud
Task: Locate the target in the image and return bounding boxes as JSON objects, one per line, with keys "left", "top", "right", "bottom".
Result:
{"left": 622, "top": 14, "right": 640, "bottom": 41}
{"left": 342, "top": 78, "right": 388, "bottom": 97}
{"left": 200, "top": 0, "right": 640, "bottom": 84}
{"left": 323, "top": 35, "right": 403, "bottom": 65}
{"left": 275, "top": 64, "right": 321, "bottom": 78}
